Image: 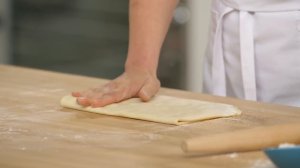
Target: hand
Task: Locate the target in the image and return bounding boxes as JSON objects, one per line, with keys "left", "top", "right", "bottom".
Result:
{"left": 72, "top": 68, "right": 160, "bottom": 107}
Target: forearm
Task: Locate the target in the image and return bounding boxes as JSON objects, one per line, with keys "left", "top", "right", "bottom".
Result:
{"left": 126, "top": 0, "right": 179, "bottom": 75}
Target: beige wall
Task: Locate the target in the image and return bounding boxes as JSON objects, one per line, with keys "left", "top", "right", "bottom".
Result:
{"left": 185, "top": 0, "right": 212, "bottom": 92}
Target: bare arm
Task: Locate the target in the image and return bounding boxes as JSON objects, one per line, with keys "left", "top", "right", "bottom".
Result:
{"left": 73, "top": 0, "right": 179, "bottom": 107}
{"left": 126, "top": 0, "right": 179, "bottom": 73}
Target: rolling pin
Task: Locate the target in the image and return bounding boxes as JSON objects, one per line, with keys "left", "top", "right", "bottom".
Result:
{"left": 182, "top": 123, "right": 300, "bottom": 155}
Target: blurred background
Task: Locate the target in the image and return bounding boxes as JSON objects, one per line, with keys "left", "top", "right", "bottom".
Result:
{"left": 0, "top": 0, "right": 211, "bottom": 92}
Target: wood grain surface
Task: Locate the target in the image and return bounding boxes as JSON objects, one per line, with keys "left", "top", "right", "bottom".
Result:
{"left": 1, "top": 65, "right": 300, "bottom": 168}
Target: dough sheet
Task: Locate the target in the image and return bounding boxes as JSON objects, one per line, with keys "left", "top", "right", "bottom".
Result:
{"left": 60, "top": 95, "right": 241, "bottom": 125}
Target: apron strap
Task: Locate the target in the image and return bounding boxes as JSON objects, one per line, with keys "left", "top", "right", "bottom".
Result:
{"left": 212, "top": 7, "right": 257, "bottom": 100}
{"left": 239, "top": 11, "right": 257, "bottom": 101}
{"left": 212, "top": 7, "right": 234, "bottom": 96}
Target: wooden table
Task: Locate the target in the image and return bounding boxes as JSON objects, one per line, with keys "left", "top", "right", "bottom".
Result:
{"left": 1, "top": 65, "right": 299, "bottom": 168}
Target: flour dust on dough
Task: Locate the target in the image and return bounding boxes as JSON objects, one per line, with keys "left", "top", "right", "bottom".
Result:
{"left": 60, "top": 95, "right": 241, "bottom": 125}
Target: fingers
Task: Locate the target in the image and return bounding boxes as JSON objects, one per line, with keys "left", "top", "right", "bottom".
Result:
{"left": 138, "top": 78, "right": 160, "bottom": 102}
{"left": 75, "top": 92, "right": 121, "bottom": 108}
{"left": 80, "top": 88, "right": 127, "bottom": 108}
{"left": 72, "top": 90, "right": 95, "bottom": 99}
{"left": 76, "top": 97, "right": 91, "bottom": 106}
{"left": 72, "top": 82, "right": 115, "bottom": 105}
{"left": 72, "top": 81, "right": 127, "bottom": 107}
{"left": 90, "top": 92, "right": 124, "bottom": 107}
{"left": 72, "top": 82, "right": 114, "bottom": 98}
{"left": 72, "top": 91, "right": 82, "bottom": 97}
{"left": 71, "top": 72, "right": 161, "bottom": 107}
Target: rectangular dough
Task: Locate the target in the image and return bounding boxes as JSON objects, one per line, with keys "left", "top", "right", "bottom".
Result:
{"left": 60, "top": 95, "right": 241, "bottom": 125}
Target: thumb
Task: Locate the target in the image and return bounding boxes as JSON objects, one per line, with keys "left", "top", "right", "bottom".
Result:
{"left": 138, "top": 78, "right": 160, "bottom": 102}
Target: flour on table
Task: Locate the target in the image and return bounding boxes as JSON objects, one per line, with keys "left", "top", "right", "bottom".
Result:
{"left": 278, "top": 143, "right": 295, "bottom": 148}
{"left": 228, "top": 152, "right": 238, "bottom": 158}
{"left": 250, "top": 159, "right": 276, "bottom": 168}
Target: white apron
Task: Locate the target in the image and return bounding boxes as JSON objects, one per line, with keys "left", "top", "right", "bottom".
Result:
{"left": 203, "top": 0, "right": 300, "bottom": 107}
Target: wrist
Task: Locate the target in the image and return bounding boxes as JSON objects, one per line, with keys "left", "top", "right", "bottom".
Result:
{"left": 125, "top": 57, "right": 158, "bottom": 77}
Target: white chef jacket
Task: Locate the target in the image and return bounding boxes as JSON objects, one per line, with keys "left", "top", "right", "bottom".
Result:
{"left": 203, "top": 0, "right": 300, "bottom": 107}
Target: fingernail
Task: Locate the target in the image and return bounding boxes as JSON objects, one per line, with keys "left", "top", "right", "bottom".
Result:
{"left": 72, "top": 92, "right": 80, "bottom": 97}
{"left": 77, "top": 97, "right": 90, "bottom": 106}
{"left": 140, "top": 90, "right": 151, "bottom": 101}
